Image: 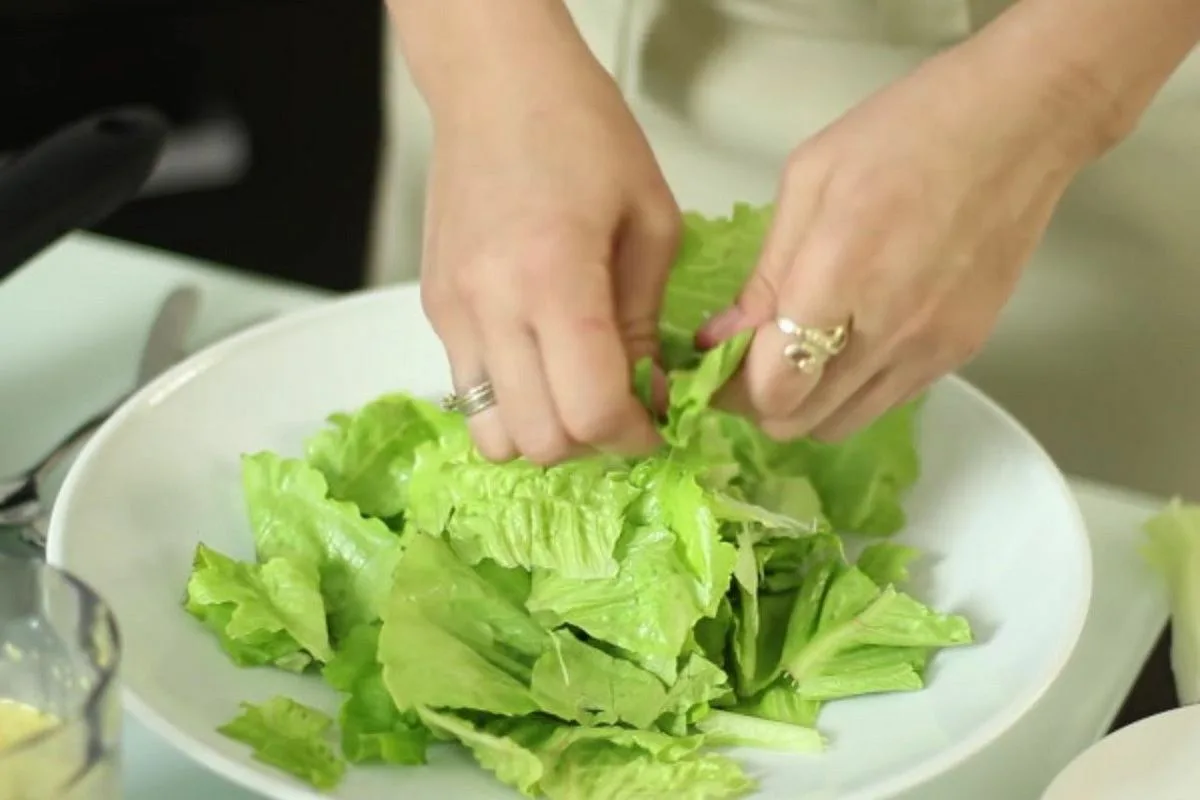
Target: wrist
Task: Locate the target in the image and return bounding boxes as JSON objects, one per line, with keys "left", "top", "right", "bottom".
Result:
{"left": 969, "top": 0, "right": 1200, "bottom": 162}
{"left": 387, "top": 0, "right": 595, "bottom": 124}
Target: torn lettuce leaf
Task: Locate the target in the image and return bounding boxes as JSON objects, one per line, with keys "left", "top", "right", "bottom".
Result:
{"left": 758, "top": 400, "right": 923, "bottom": 535}
{"left": 857, "top": 541, "right": 922, "bottom": 587}
{"left": 242, "top": 452, "right": 405, "bottom": 637}
{"left": 530, "top": 629, "right": 677, "bottom": 729}
{"left": 305, "top": 393, "right": 456, "bottom": 519}
{"left": 184, "top": 543, "right": 330, "bottom": 670}
{"left": 694, "top": 709, "right": 824, "bottom": 753}
{"left": 664, "top": 332, "right": 753, "bottom": 447}
{"left": 378, "top": 534, "right": 548, "bottom": 717}
{"left": 526, "top": 460, "right": 737, "bottom": 684}
{"left": 735, "top": 683, "right": 823, "bottom": 728}
{"left": 781, "top": 565, "right": 972, "bottom": 690}
{"left": 323, "top": 623, "right": 430, "bottom": 765}
{"left": 217, "top": 697, "right": 346, "bottom": 790}
{"left": 659, "top": 203, "right": 773, "bottom": 369}
{"left": 406, "top": 448, "right": 639, "bottom": 580}
{"left": 1142, "top": 499, "right": 1200, "bottom": 705}
{"left": 417, "top": 708, "right": 757, "bottom": 800}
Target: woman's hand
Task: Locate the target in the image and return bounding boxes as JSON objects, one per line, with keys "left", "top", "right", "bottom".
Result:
{"left": 399, "top": 2, "right": 679, "bottom": 464}
{"left": 699, "top": 34, "right": 1112, "bottom": 443}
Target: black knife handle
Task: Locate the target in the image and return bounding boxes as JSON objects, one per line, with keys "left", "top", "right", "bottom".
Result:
{"left": 0, "top": 106, "right": 170, "bottom": 284}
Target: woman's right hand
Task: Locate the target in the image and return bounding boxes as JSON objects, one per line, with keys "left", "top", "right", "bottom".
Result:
{"left": 392, "top": 0, "right": 681, "bottom": 465}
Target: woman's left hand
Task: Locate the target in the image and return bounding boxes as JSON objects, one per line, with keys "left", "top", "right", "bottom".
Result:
{"left": 698, "top": 39, "right": 1109, "bottom": 442}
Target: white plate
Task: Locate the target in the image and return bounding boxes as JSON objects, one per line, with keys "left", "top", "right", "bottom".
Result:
{"left": 47, "top": 285, "right": 1092, "bottom": 800}
{"left": 1042, "top": 705, "right": 1199, "bottom": 800}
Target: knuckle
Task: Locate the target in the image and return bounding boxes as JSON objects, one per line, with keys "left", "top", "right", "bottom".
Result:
{"left": 562, "top": 402, "right": 628, "bottom": 446}
{"left": 754, "top": 391, "right": 796, "bottom": 423}
{"left": 781, "top": 150, "right": 817, "bottom": 189}
{"left": 810, "top": 421, "right": 854, "bottom": 444}
{"left": 642, "top": 198, "right": 683, "bottom": 249}
{"left": 521, "top": 427, "right": 574, "bottom": 466}
{"left": 950, "top": 328, "right": 989, "bottom": 364}
{"left": 743, "top": 362, "right": 807, "bottom": 422}
{"left": 419, "top": 279, "right": 454, "bottom": 327}
{"left": 473, "top": 432, "right": 517, "bottom": 463}
{"left": 937, "top": 317, "right": 993, "bottom": 364}
{"left": 762, "top": 419, "right": 803, "bottom": 443}
{"left": 450, "top": 256, "right": 498, "bottom": 306}
{"left": 517, "top": 224, "right": 599, "bottom": 278}
{"left": 733, "top": 270, "right": 782, "bottom": 320}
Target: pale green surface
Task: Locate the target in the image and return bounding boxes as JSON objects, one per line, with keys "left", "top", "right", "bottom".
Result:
{"left": 0, "top": 234, "right": 1170, "bottom": 799}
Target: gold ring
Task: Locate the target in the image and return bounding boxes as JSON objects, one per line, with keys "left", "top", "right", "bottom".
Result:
{"left": 442, "top": 380, "right": 497, "bottom": 417}
{"left": 776, "top": 317, "right": 849, "bottom": 374}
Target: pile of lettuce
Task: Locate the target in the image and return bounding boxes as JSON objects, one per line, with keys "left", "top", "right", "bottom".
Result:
{"left": 183, "top": 204, "right": 972, "bottom": 798}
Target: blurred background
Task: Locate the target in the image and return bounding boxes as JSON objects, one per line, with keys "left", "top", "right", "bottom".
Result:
{"left": 4, "top": 0, "right": 1200, "bottom": 503}
{"left": 0, "top": 0, "right": 383, "bottom": 293}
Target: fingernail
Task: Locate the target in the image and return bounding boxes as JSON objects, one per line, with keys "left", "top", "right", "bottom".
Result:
{"left": 697, "top": 307, "right": 745, "bottom": 349}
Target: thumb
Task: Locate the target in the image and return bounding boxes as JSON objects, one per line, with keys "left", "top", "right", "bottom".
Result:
{"left": 695, "top": 168, "right": 825, "bottom": 350}
{"left": 695, "top": 222, "right": 796, "bottom": 350}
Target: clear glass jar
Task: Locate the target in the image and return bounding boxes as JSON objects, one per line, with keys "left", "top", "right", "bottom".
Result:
{"left": 0, "top": 555, "right": 121, "bottom": 799}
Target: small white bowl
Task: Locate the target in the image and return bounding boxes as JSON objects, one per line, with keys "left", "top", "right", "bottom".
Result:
{"left": 1043, "top": 705, "right": 1200, "bottom": 800}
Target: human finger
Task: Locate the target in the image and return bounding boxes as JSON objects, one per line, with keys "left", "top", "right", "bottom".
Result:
{"left": 422, "top": 276, "right": 518, "bottom": 461}
{"left": 533, "top": 262, "right": 662, "bottom": 456}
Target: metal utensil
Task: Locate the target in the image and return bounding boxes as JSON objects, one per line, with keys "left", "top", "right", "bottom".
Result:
{"left": 0, "top": 285, "right": 201, "bottom": 534}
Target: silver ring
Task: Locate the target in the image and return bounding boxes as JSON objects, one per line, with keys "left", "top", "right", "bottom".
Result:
{"left": 442, "top": 381, "right": 497, "bottom": 418}
{"left": 776, "top": 317, "right": 849, "bottom": 375}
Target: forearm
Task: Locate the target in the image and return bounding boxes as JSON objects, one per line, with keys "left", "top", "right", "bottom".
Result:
{"left": 385, "top": 0, "right": 590, "bottom": 120}
{"left": 974, "top": 0, "right": 1200, "bottom": 156}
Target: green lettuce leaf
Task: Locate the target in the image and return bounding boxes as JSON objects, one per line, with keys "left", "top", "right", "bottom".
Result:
{"left": 417, "top": 709, "right": 756, "bottom": 800}
{"left": 762, "top": 401, "right": 923, "bottom": 535}
{"left": 243, "top": 453, "right": 405, "bottom": 636}
{"left": 305, "top": 393, "right": 456, "bottom": 518}
{"left": 530, "top": 629, "right": 676, "bottom": 728}
{"left": 322, "top": 623, "right": 430, "bottom": 765}
{"left": 665, "top": 332, "right": 753, "bottom": 447}
{"left": 218, "top": 697, "right": 346, "bottom": 790}
{"left": 734, "top": 683, "right": 823, "bottom": 728}
{"left": 660, "top": 203, "right": 772, "bottom": 369}
{"left": 184, "top": 543, "right": 330, "bottom": 669}
{"left": 414, "top": 708, "right": 547, "bottom": 796}
{"left": 407, "top": 450, "right": 638, "bottom": 580}
{"left": 378, "top": 534, "right": 547, "bottom": 716}
{"left": 657, "top": 653, "right": 733, "bottom": 735}
{"left": 781, "top": 563, "right": 971, "bottom": 691}
{"left": 526, "top": 458, "right": 736, "bottom": 683}
{"left": 790, "top": 646, "right": 930, "bottom": 702}
{"left": 1142, "top": 499, "right": 1200, "bottom": 705}
{"left": 857, "top": 541, "right": 921, "bottom": 587}
{"left": 695, "top": 709, "right": 823, "bottom": 753}
{"left": 527, "top": 523, "right": 724, "bottom": 684}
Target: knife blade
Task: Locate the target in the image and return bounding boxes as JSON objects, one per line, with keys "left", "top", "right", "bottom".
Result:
{"left": 6, "top": 287, "right": 201, "bottom": 513}
{"left": 136, "top": 285, "right": 201, "bottom": 385}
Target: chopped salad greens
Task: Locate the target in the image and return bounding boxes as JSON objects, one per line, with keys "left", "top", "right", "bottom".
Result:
{"left": 183, "top": 204, "right": 973, "bottom": 798}
{"left": 1142, "top": 500, "right": 1200, "bottom": 706}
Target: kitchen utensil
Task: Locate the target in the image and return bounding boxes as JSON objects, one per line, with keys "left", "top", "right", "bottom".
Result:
{"left": 0, "top": 106, "right": 169, "bottom": 284}
{"left": 0, "top": 285, "right": 200, "bottom": 536}
{"left": 45, "top": 285, "right": 1092, "bottom": 800}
